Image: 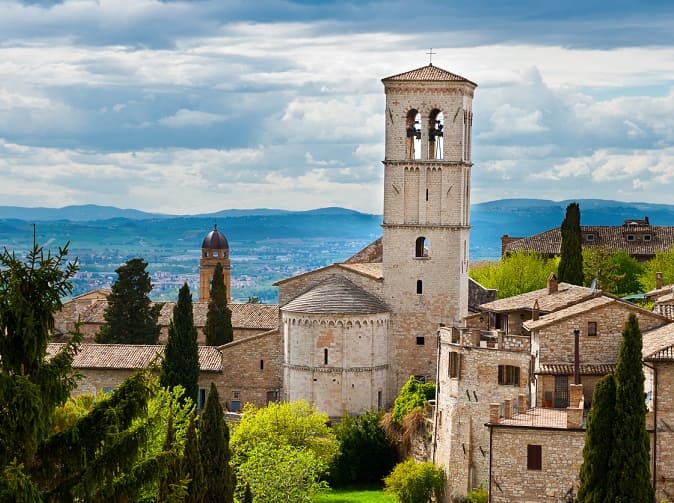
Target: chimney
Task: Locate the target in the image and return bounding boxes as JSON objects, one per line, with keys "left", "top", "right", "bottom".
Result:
{"left": 532, "top": 299, "right": 540, "bottom": 321}
{"left": 489, "top": 403, "right": 501, "bottom": 424}
{"left": 547, "top": 272, "right": 558, "bottom": 294}
{"left": 645, "top": 216, "right": 650, "bottom": 225}
{"left": 656, "top": 272, "right": 663, "bottom": 290}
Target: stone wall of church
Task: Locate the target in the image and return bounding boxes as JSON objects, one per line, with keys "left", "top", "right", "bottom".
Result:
{"left": 283, "top": 311, "right": 389, "bottom": 417}
{"left": 218, "top": 330, "right": 283, "bottom": 411}
{"left": 654, "top": 361, "right": 674, "bottom": 501}
{"left": 277, "top": 268, "right": 383, "bottom": 307}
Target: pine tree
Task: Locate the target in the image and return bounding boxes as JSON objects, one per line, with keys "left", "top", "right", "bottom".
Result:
{"left": 96, "top": 257, "right": 161, "bottom": 344}
{"left": 558, "top": 202, "right": 584, "bottom": 286}
{"left": 161, "top": 283, "right": 199, "bottom": 404}
{"left": 606, "top": 313, "right": 654, "bottom": 502}
{"left": 183, "top": 414, "right": 206, "bottom": 503}
{"left": 0, "top": 242, "right": 80, "bottom": 486}
{"left": 577, "top": 374, "right": 616, "bottom": 503}
{"left": 203, "top": 263, "right": 233, "bottom": 346}
{"left": 199, "top": 383, "right": 234, "bottom": 503}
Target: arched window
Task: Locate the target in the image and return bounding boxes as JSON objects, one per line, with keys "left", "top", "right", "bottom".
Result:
{"left": 415, "top": 237, "right": 428, "bottom": 258}
{"left": 416, "top": 280, "right": 423, "bottom": 294}
{"left": 428, "top": 109, "right": 444, "bottom": 160}
{"left": 406, "top": 109, "right": 421, "bottom": 160}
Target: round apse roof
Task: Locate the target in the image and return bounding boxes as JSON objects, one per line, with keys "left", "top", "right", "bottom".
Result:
{"left": 202, "top": 224, "right": 229, "bottom": 249}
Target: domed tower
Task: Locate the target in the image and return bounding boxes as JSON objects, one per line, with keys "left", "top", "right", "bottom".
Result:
{"left": 199, "top": 224, "right": 231, "bottom": 303}
{"left": 381, "top": 64, "right": 477, "bottom": 390}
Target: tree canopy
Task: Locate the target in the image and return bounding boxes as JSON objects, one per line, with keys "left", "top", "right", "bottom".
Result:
{"left": 161, "top": 282, "right": 199, "bottom": 404}
{"left": 96, "top": 257, "right": 160, "bottom": 344}
{"left": 558, "top": 202, "right": 584, "bottom": 285}
{"left": 204, "top": 263, "right": 233, "bottom": 346}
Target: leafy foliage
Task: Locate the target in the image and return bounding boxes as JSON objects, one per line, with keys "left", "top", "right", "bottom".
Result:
{"left": 606, "top": 314, "right": 654, "bottom": 502}
{"left": 96, "top": 257, "right": 161, "bottom": 344}
{"left": 391, "top": 376, "right": 435, "bottom": 424}
{"left": 236, "top": 443, "right": 329, "bottom": 503}
{"left": 199, "top": 382, "right": 234, "bottom": 503}
{"left": 640, "top": 246, "right": 674, "bottom": 291}
{"left": 0, "top": 241, "right": 81, "bottom": 475}
{"left": 383, "top": 459, "right": 444, "bottom": 503}
{"left": 161, "top": 282, "right": 200, "bottom": 404}
{"left": 231, "top": 400, "right": 339, "bottom": 469}
{"left": 329, "top": 410, "right": 398, "bottom": 487}
{"left": 462, "top": 487, "right": 488, "bottom": 503}
{"left": 577, "top": 374, "right": 616, "bottom": 503}
{"left": 582, "top": 248, "right": 644, "bottom": 296}
{"left": 558, "top": 202, "right": 584, "bottom": 286}
{"left": 469, "top": 252, "right": 559, "bottom": 299}
{"left": 204, "top": 263, "right": 233, "bottom": 346}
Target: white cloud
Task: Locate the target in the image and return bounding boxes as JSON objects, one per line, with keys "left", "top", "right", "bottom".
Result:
{"left": 158, "top": 109, "right": 226, "bottom": 128}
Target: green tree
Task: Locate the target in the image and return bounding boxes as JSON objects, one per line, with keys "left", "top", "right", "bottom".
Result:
{"left": 384, "top": 459, "right": 444, "bottom": 503}
{"left": 583, "top": 246, "right": 623, "bottom": 293}
{"left": 391, "top": 376, "right": 435, "bottom": 423}
{"left": 161, "top": 283, "right": 199, "bottom": 404}
{"left": 96, "top": 257, "right": 161, "bottom": 344}
{"left": 609, "top": 251, "right": 644, "bottom": 296}
{"left": 330, "top": 409, "right": 398, "bottom": 487}
{"left": 558, "top": 202, "right": 584, "bottom": 286}
{"left": 469, "top": 252, "right": 559, "bottom": 299}
{"left": 577, "top": 374, "right": 616, "bottom": 503}
{"left": 182, "top": 413, "right": 206, "bottom": 503}
{"left": 640, "top": 246, "right": 674, "bottom": 291}
{"left": 203, "top": 263, "right": 233, "bottom": 346}
{"left": 199, "top": 383, "right": 234, "bottom": 503}
{"left": 606, "top": 313, "right": 654, "bottom": 502}
{"left": 0, "top": 242, "right": 80, "bottom": 484}
{"left": 230, "top": 400, "right": 339, "bottom": 469}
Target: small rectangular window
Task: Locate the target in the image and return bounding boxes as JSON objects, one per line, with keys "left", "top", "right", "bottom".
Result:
{"left": 627, "top": 234, "right": 635, "bottom": 241}
{"left": 416, "top": 280, "right": 423, "bottom": 294}
{"left": 198, "top": 388, "right": 208, "bottom": 410}
{"left": 527, "top": 444, "right": 542, "bottom": 470}
{"left": 644, "top": 234, "right": 652, "bottom": 242}
{"left": 416, "top": 336, "right": 425, "bottom": 346}
{"left": 449, "top": 352, "right": 460, "bottom": 378}
{"left": 231, "top": 400, "right": 242, "bottom": 413}
{"left": 324, "top": 348, "right": 329, "bottom": 365}
{"left": 260, "top": 359, "right": 264, "bottom": 370}
{"left": 233, "top": 390, "right": 240, "bottom": 399}
{"left": 498, "top": 365, "right": 520, "bottom": 386}
{"left": 586, "top": 234, "right": 594, "bottom": 242}
{"left": 587, "top": 322, "right": 597, "bottom": 337}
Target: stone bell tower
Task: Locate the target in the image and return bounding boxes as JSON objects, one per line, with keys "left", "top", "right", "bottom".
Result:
{"left": 381, "top": 64, "right": 477, "bottom": 391}
{"left": 199, "top": 224, "right": 231, "bottom": 303}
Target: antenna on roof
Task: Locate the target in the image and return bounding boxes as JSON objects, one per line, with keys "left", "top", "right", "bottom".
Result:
{"left": 426, "top": 48, "right": 436, "bottom": 65}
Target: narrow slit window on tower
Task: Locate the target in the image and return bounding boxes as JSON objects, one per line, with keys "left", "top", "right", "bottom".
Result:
{"left": 324, "top": 348, "right": 328, "bottom": 365}
{"left": 416, "top": 280, "right": 423, "bottom": 294}
{"left": 426, "top": 188, "right": 429, "bottom": 201}
{"left": 260, "top": 359, "right": 264, "bottom": 370}
{"left": 415, "top": 236, "right": 428, "bottom": 258}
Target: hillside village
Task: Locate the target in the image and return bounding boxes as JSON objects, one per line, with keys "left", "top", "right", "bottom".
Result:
{"left": 51, "top": 64, "right": 674, "bottom": 502}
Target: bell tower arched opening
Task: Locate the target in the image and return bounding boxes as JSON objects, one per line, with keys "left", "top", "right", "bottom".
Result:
{"left": 406, "top": 109, "right": 421, "bottom": 160}
{"left": 428, "top": 109, "right": 444, "bottom": 160}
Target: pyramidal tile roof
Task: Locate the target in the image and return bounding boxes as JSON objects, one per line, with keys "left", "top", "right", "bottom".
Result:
{"left": 382, "top": 64, "right": 476, "bottom": 85}
{"left": 282, "top": 275, "right": 389, "bottom": 314}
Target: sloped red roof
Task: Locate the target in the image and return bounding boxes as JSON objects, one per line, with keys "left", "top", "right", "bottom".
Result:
{"left": 382, "top": 64, "right": 475, "bottom": 85}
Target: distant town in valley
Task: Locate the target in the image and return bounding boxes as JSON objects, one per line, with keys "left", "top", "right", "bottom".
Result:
{"left": 2, "top": 198, "right": 674, "bottom": 302}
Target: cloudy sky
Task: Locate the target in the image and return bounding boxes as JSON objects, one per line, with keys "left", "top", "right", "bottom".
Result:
{"left": 1, "top": 0, "right": 673, "bottom": 214}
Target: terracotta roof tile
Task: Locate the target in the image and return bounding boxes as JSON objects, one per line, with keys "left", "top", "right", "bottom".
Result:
{"left": 47, "top": 343, "right": 222, "bottom": 372}
{"left": 282, "top": 275, "right": 389, "bottom": 314}
{"left": 382, "top": 64, "right": 476, "bottom": 85}
{"left": 337, "top": 262, "right": 383, "bottom": 280}
{"left": 643, "top": 322, "right": 674, "bottom": 359}
{"left": 344, "top": 238, "right": 382, "bottom": 264}
{"left": 479, "top": 283, "right": 595, "bottom": 314}
{"left": 505, "top": 224, "right": 674, "bottom": 259}
{"left": 537, "top": 363, "right": 616, "bottom": 375}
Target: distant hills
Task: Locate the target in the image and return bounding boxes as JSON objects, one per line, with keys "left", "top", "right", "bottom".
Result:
{"left": 2, "top": 199, "right": 674, "bottom": 261}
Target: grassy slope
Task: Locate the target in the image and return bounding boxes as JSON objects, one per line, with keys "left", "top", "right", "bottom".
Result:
{"left": 316, "top": 488, "right": 395, "bottom": 503}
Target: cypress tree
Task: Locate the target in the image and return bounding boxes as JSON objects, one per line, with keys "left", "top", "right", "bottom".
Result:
{"left": 160, "top": 283, "right": 199, "bottom": 404}
{"left": 97, "top": 257, "right": 161, "bottom": 344}
{"left": 199, "top": 383, "right": 234, "bottom": 503}
{"left": 183, "top": 414, "right": 206, "bottom": 503}
{"left": 242, "top": 483, "right": 253, "bottom": 503}
{"left": 558, "top": 202, "right": 584, "bottom": 286}
{"left": 577, "top": 374, "right": 616, "bottom": 503}
{"left": 203, "top": 263, "right": 233, "bottom": 346}
{"left": 606, "top": 313, "right": 654, "bottom": 502}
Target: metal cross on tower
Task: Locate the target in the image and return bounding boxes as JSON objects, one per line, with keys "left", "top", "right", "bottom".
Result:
{"left": 426, "top": 48, "right": 436, "bottom": 65}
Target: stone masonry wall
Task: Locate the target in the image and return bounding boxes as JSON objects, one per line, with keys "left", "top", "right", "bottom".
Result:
{"left": 654, "top": 361, "right": 674, "bottom": 501}
{"left": 490, "top": 427, "right": 585, "bottom": 503}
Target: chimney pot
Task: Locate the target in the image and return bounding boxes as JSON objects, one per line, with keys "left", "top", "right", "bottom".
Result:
{"left": 547, "top": 272, "right": 558, "bottom": 294}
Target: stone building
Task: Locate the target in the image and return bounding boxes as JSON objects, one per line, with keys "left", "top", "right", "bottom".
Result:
{"left": 277, "top": 63, "right": 478, "bottom": 417}
{"left": 199, "top": 224, "right": 231, "bottom": 303}
{"left": 502, "top": 217, "right": 674, "bottom": 261}
{"left": 434, "top": 281, "right": 671, "bottom": 500}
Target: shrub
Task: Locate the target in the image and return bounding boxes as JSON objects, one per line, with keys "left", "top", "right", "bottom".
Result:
{"left": 384, "top": 459, "right": 444, "bottom": 503}
{"left": 391, "top": 377, "right": 435, "bottom": 424}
